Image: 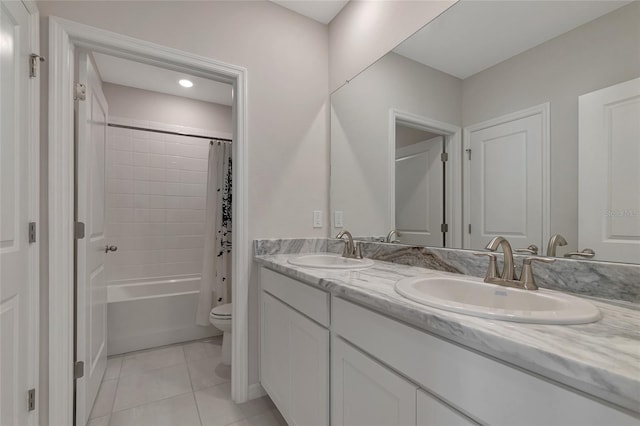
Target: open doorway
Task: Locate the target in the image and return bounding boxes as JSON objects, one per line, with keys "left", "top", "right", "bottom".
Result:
{"left": 73, "top": 50, "right": 235, "bottom": 424}
{"left": 389, "top": 110, "right": 462, "bottom": 248}
{"left": 48, "top": 19, "right": 249, "bottom": 426}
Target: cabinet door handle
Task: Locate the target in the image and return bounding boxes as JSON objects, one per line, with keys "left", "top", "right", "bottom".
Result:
{"left": 105, "top": 245, "right": 118, "bottom": 253}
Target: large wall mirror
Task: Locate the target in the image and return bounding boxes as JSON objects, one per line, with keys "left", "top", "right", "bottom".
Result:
{"left": 330, "top": 0, "right": 639, "bottom": 264}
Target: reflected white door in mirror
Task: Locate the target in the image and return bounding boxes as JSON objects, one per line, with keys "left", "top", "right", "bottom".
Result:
{"left": 464, "top": 104, "right": 549, "bottom": 252}
{"left": 396, "top": 135, "right": 444, "bottom": 247}
{"left": 579, "top": 77, "right": 640, "bottom": 264}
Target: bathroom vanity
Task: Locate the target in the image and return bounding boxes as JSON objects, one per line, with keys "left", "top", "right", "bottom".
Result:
{"left": 255, "top": 253, "right": 640, "bottom": 426}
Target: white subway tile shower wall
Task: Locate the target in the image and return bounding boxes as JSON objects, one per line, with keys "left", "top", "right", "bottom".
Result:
{"left": 106, "top": 117, "right": 222, "bottom": 282}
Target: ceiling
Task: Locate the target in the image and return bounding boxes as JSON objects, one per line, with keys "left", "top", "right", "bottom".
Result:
{"left": 92, "top": 53, "right": 233, "bottom": 106}
{"left": 271, "top": 0, "right": 349, "bottom": 24}
{"left": 393, "top": 1, "right": 632, "bottom": 79}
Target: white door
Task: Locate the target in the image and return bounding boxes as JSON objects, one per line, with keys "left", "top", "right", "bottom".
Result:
{"left": 0, "top": 2, "right": 38, "bottom": 425}
{"left": 467, "top": 110, "right": 546, "bottom": 251}
{"left": 395, "top": 136, "right": 444, "bottom": 247}
{"left": 578, "top": 78, "right": 640, "bottom": 263}
{"left": 75, "top": 51, "right": 109, "bottom": 425}
{"left": 331, "top": 337, "right": 417, "bottom": 426}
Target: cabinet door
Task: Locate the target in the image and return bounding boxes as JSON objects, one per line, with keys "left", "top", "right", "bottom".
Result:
{"left": 332, "top": 336, "right": 417, "bottom": 426}
{"left": 261, "top": 291, "right": 329, "bottom": 426}
{"left": 288, "top": 301, "right": 329, "bottom": 426}
{"left": 261, "top": 292, "right": 291, "bottom": 413}
{"left": 417, "top": 389, "right": 477, "bottom": 426}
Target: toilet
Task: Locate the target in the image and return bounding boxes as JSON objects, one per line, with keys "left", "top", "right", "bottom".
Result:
{"left": 209, "top": 303, "right": 232, "bottom": 365}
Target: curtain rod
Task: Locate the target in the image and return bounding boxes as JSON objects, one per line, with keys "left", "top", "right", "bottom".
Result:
{"left": 107, "top": 123, "right": 232, "bottom": 142}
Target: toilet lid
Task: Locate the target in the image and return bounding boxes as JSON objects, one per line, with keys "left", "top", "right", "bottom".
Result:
{"left": 211, "top": 303, "right": 232, "bottom": 317}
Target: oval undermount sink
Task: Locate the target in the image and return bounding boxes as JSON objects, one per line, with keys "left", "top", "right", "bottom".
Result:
{"left": 395, "top": 275, "right": 601, "bottom": 324}
{"left": 288, "top": 254, "right": 374, "bottom": 270}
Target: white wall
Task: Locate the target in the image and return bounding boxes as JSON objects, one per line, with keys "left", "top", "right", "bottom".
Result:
{"left": 328, "top": 0, "right": 456, "bottom": 92}
{"left": 331, "top": 52, "right": 461, "bottom": 236}
{"left": 103, "top": 83, "right": 233, "bottom": 135}
{"left": 37, "top": 1, "right": 329, "bottom": 415}
{"left": 462, "top": 2, "right": 640, "bottom": 251}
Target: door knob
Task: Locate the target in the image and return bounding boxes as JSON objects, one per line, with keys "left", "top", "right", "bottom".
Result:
{"left": 105, "top": 245, "right": 118, "bottom": 253}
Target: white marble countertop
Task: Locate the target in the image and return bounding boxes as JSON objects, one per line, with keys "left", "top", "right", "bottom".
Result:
{"left": 254, "top": 253, "right": 640, "bottom": 413}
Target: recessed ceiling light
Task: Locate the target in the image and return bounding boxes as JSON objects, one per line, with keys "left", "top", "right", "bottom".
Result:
{"left": 179, "top": 79, "right": 193, "bottom": 88}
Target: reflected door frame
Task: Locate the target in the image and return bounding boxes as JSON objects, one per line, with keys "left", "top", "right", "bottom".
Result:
{"left": 388, "top": 109, "right": 463, "bottom": 248}
{"left": 462, "top": 103, "right": 550, "bottom": 250}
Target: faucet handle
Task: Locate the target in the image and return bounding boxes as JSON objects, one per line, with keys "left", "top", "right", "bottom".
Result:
{"left": 474, "top": 252, "right": 499, "bottom": 280}
{"left": 515, "top": 244, "right": 539, "bottom": 255}
{"left": 519, "top": 256, "right": 555, "bottom": 290}
{"left": 564, "top": 248, "right": 596, "bottom": 259}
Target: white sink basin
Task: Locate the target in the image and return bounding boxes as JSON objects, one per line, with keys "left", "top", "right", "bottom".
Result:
{"left": 395, "top": 275, "right": 601, "bottom": 324}
{"left": 288, "top": 254, "right": 374, "bottom": 270}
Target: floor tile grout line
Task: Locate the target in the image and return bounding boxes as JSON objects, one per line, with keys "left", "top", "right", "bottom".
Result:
{"left": 106, "top": 359, "right": 122, "bottom": 426}
{"left": 96, "top": 340, "right": 224, "bottom": 424}
{"left": 108, "top": 336, "right": 222, "bottom": 360}
{"left": 185, "top": 345, "right": 205, "bottom": 426}
{"left": 119, "top": 358, "right": 187, "bottom": 379}
{"left": 109, "top": 389, "right": 195, "bottom": 416}
{"left": 110, "top": 345, "right": 191, "bottom": 415}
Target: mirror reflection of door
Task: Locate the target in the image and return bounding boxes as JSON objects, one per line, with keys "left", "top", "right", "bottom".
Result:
{"left": 466, "top": 107, "right": 547, "bottom": 252}
{"left": 395, "top": 124, "right": 445, "bottom": 247}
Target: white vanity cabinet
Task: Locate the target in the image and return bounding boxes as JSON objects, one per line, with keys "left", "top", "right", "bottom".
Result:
{"left": 260, "top": 268, "right": 330, "bottom": 426}
{"left": 332, "top": 336, "right": 417, "bottom": 426}
{"left": 258, "top": 266, "right": 639, "bottom": 426}
{"left": 333, "top": 297, "right": 639, "bottom": 426}
{"left": 417, "top": 390, "right": 477, "bottom": 426}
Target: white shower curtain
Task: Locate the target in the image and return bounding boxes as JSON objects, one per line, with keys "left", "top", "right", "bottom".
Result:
{"left": 196, "top": 141, "right": 232, "bottom": 326}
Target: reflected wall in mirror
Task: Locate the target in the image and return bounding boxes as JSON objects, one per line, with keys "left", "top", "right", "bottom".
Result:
{"left": 330, "top": 0, "right": 640, "bottom": 264}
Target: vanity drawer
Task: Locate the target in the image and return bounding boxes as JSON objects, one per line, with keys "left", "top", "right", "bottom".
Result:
{"left": 260, "top": 267, "right": 330, "bottom": 326}
{"left": 333, "top": 297, "right": 638, "bottom": 426}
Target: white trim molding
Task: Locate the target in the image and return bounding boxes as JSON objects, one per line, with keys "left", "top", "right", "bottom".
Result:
{"left": 24, "top": 2, "right": 41, "bottom": 425}
{"left": 388, "top": 109, "right": 463, "bottom": 248}
{"left": 47, "top": 17, "right": 250, "bottom": 426}
{"left": 462, "top": 103, "right": 551, "bottom": 249}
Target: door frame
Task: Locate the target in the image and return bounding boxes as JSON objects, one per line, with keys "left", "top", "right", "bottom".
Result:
{"left": 388, "top": 109, "right": 462, "bottom": 248}
{"left": 47, "top": 17, "right": 250, "bottom": 426}
{"left": 2, "top": 1, "right": 41, "bottom": 424}
{"left": 462, "top": 103, "right": 550, "bottom": 249}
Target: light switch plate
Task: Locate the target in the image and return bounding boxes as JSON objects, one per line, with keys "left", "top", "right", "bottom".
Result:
{"left": 334, "top": 211, "right": 344, "bottom": 228}
{"left": 313, "top": 210, "right": 323, "bottom": 228}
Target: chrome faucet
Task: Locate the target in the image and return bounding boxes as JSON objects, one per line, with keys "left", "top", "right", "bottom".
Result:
{"left": 385, "top": 229, "right": 400, "bottom": 243}
{"left": 477, "top": 236, "right": 555, "bottom": 290}
{"left": 546, "top": 234, "right": 568, "bottom": 257}
{"left": 336, "top": 230, "right": 362, "bottom": 259}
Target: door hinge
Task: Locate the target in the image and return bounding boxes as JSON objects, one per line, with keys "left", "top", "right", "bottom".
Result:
{"left": 27, "top": 388, "right": 35, "bottom": 411}
{"left": 75, "top": 222, "right": 85, "bottom": 239}
{"left": 441, "top": 223, "right": 448, "bottom": 233}
{"left": 74, "top": 361, "right": 85, "bottom": 379}
{"left": 74, "top": 83, "right": 86, "bottom": 101}
{"left": 465, "top": 148, "right": 472, "bottom": 160}
{"left": 28, "top": 222, "right": 36, "bottom": 243}
{"left": 441, "top": 152, "right": 448, "bottom": 162}
{"left": 29, "top": 54, "right": 45, "bottom": 79}
{"left": 468, "top": 224, "right": 472, "bottom": 234}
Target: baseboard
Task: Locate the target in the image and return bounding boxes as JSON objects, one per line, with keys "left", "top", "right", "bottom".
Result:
{"left": 247, "top": 383, "right": 266, "bottom": 400}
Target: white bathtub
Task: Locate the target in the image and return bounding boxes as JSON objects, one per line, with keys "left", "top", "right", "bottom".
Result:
{"left": 107, "top": 275, "right": 220, "bottom": 355}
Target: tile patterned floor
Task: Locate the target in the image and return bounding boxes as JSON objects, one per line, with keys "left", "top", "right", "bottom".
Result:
{"left": 88, "top": 337, "right": 286, "bottom": 426}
